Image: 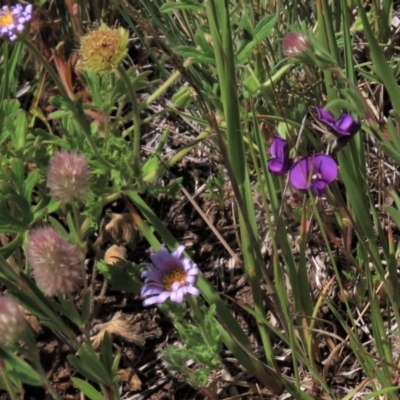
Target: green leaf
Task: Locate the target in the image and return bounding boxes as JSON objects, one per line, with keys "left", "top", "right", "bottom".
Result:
{"left": 175, "top": 47, "right": 215, "bottom": 64}
{"left": 160, "top": 0, "right": 203, "bottom": 12}
{"left": 97, "top": 260, "right": 142, "bottom": 293}
{"left": 10, "top": 110, "right": 27, "bottom": 149}
{"left": 384, "top": 205, "right": 400, "bottom": 230}
{"left": 0, "top": 348, "right": 42, "bottom": 386}
{"left": 236, "top": 15, "right": 277, "bottom": 63}
{"left": 72, "top": 378, "right": 103, "bottom": 400}
{"left": 100, "top": 333, "right": 113, "bottom": 374}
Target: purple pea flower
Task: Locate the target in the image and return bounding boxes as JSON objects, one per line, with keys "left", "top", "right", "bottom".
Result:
{"left": 0, "top": 4, "right": 33, "bottom": 41}
{"left": 267, "top": 135, "right": 293, "bottom": 176}
{"left": 316, "top": 107, "right": 361, "bottom": 141}
{"left": 289, "top": 154, "right": 338, "bottom": 196}
{"left": 141, "top": 246, "right": 200, "bottom": 306}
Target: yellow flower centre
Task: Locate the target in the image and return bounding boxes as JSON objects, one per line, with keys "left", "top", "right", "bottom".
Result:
{"left": 161, "top": 267, "right": 186, "bottom": 291}
{"left": 0, "top": 11, "right": 14, "bottom": 28}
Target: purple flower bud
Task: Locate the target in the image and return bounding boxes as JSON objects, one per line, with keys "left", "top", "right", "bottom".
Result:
{"left": 47, "top": 150, "right": 90, "bottom": 205}
{"left": 282, "top": 33, "right": 310, "bottom": 57}
{"left": 27, "top": 227, "right": 84, "bottom": 297}
{"left": 0, "top": 4, "right": 32, "bottom": 41}
{"left": 141, "top": 246, "right": 200, "bottom": 306}
{"left": 267, "top": 135, "right": 293, "bottom": 176}
{"left": 289, "top": 154, "right": 338, "bottom": 196}
{"left": 0, "top": 296, "right": 25, "bottom": 344}
{"left": 316, "top": 107, "right": 361, "bottom": 140}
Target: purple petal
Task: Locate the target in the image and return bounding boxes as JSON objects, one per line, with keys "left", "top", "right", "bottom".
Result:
{"left": 269, "top": 135, "right": 288, "bottom": 159}
{"left": 150, "top": 247, "right": 179, "bottom": 271}
{"left": 157, "top": 291, "right": 172, "bottom": 303}
{"left": 316, "top": 107, "right": 336, "bottom": 126}
{"left": 289, "top": 154, "right": 338, "bottom": 193}
{"left": 312, "top": 180, "right": 327, "bottom": 196}
{"left": 313, "top": 154, "right": 338, "bottom": 183}
{"left": 268, "top": 158, "right": 291, "bottom": 176}
{"left": 141, "top": 285, "right": 163, "bottom": 296}
{"left": 334, "top": 114, "right": 361, "bottom": 137}
{"left": 185, "top": 286, "right": 200, "bottom": 296}
{"left": 289, "top": 157, "right": 312, "bottom": 189}
{"left": 171, "top": 245, "right": 185, "bottom": 260}
{"left": 143, "top": 296, "right": 161, "bottom": 306}
{"left": 171, "top": 289, "right": 184, "bottom": 303}
{"left": 186, "top": 267, "right": 199, "bottom": 276}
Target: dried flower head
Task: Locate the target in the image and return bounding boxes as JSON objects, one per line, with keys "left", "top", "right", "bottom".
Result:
{"left": 0, "top": 4, "right": 32, "bottom": 41}
{"left": 27, "top": 227, "right": 84, "bottom": 297}
{"left": 0, "top": 296, "right": 25, "bottom": 344}
{"left": 79, "top": 23, "right": 129, "bottom": 74}
{"left": 47, "top": 150, "right": 90, "bottom": 204}
{"left": 141, "top": 246, "right": 200, "bottom": 306}
{"left": 282, "top": 32, "right": 310, "bottom": 58}
{"left": 104, "top": 245, "right": 127, "bottom": 266}
{"left": 289, "top": 154, "right": 338, "bottom": 197}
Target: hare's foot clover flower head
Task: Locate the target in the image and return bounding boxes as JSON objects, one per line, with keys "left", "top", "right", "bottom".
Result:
{"left": 289, "top": 154, "right": 338, "bottom": 197}
{"left": 27, "top": 227, "right": 84, "bottom": 297}
{"left": 141, "top": 246, "right": 200, "bottom": 306}
{"left": 0, "top": 4, "right": 32, "bottom": 41}
{"left": 79, "top": 23, "right": 129, "bottom": 74}
{"left": 316, "top": 107, "right": 361, "bottom": 143}
{"left": 0, "top": 296, "right": 25, "bottom": 345}
{"left": 268, "top": 135, "right": 293, "bottom": 176}
{"left": 282, "top": 32, "right": 310, "bottom": 58}
{"left": 47, "top": 150, "right": 90, "bottom": 205}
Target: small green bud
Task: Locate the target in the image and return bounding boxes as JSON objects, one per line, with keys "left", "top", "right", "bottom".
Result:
{"left": 79, "top": 23, "right": 129, "bottom": 74}
{"left": 172, "top": 86, "right": 194, "bottom": 108}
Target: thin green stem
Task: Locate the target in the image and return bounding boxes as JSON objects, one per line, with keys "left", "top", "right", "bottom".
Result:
{"left": 117, "top": 65, "right": 142, "bottom": 184}
{"left": 187, "top": 296, "right": 212, "bottom": 347}
{"left": 0, "top": 359, "right": 18, "bottom": 400}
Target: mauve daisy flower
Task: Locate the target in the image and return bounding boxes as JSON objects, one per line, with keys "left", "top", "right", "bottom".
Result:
{"left": 289, "top": 154, "right": 338, "bottom": 196}
{"left": 47, "top": 150, "right": 90, "bottom": 204}
{"left": 267, "top": 135, "right": 293, "bottom": 176}
{"left": 0, "top": 4, "right": 32, "bottom": 41}
{"left": 27, "top": 227, "right": 84, "bottom": 297}
{"left": 141, "top": 246, "right": 200, "bottom": 306}
{"left": 0, "top": 296, "right": 25, "bottom": 345}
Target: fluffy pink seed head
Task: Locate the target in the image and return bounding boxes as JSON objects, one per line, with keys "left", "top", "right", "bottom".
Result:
{"left": 0, "top": 296, "right": 25, "bottom": 344}
{"left": 282, "top": 32, "right": 310, "bottom": 57}
{"left": 27, "top": 227, "right": 84, "bottom": 297}
{"left": 47, "top": 150, "right": 90, "bottom": 204}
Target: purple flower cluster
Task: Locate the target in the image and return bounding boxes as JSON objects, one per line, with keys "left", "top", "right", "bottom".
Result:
{"left": 0, "top": 4, "right": 32, "bottom": 41}
{"left": 268, "top": 107, "right": 361, "bottom": 196}
{"left": 141, "top": 246, "right": 200, "bottom": 306}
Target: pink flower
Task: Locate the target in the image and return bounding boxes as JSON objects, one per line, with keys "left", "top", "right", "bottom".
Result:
{"left": 282, "top": 33, "right": 310, "bottom": 58}
{"left": 47, "top": 150, "right": 90, "bottom": 204}
{"left": 0, "top": 296, "right": 25, "bottom": 344}
{"left": 26, "top": 227, "right": 83, "bottom": 296}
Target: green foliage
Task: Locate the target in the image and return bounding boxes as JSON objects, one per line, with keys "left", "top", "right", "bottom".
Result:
{"left": 97, "top": 259, "right": 142, "bottom": 293}
{"left": 1, "top": 0, "right": 400, "bottom": 398}
{"left": 162, "top": 304, "right": 222, "bottom": 387}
